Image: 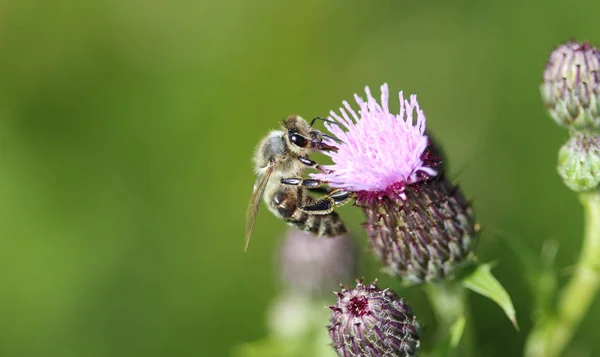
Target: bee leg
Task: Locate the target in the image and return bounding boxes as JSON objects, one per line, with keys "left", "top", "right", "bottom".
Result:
{"left": 297, "top": 157, "right": 332, "bottom": 173}
{"left": 328, "top": 189, "right": 355, "bottom": 206}
{"left": 296, "top": 187, "right": 335, "bottom": 215}
{"left": 281, "top": 177, "right": 325, "bottom": 188}
{"left": 281, "top": 177, "right": 333, "bottom": 194}
{"left": 296, "top": 187, "right": 355, "bottom": 215}
{"left": 307, "top": 186, "right": 333, "bottom": 194}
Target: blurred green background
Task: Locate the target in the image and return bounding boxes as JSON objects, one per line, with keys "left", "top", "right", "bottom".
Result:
{"left": 1, "top": 0, "right": 599, "bottom": 356}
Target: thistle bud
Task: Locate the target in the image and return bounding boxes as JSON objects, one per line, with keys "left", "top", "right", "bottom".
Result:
{"left": 278, "top": 229, "right": 358, "bottom": 298}
{"left": 328, "top": 280, "right": 421, "bottom": 357}
{"left": 541, "top": 40, "right": 600, "bottom": 130}
{"left": 557, "top": 131, "right": 600, "bottom": 191}
{"left": 364, "top": 175, "right": 478, "bottom": 285}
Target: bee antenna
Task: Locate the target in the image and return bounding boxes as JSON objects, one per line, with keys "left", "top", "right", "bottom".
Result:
{"left": 322, "top": 134, "right": 344, "bottom": 144}
{"left": 310, "top": 116, "right": 338, "bottom": 127}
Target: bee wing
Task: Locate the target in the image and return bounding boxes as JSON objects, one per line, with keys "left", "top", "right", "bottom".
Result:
{"left": 245, "top": 159, "right": 275, "bottom": 251}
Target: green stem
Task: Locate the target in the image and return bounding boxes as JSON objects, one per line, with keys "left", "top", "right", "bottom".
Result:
{"left": 526, "top": 192, "right": 600, "bottom": 357}
{"left": 424, "top": 282, "right": 475, "bottom": 357}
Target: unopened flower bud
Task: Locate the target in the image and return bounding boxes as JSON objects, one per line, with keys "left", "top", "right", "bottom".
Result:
{"left": 279, "top": 229, "right": 358, "bottom": 297}
{"left": 557, "top": 131, "right": 600, "bottom": 191}
{"left": 541, "top": 40, "right": 600, "bottom": 130}
{"left": 328, "top": 280, "right": 421, "bottom": 357}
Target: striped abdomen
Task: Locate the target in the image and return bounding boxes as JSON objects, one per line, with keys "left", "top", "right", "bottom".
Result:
{"left": 270, "top": 186, "right": 347, "bottom": 237}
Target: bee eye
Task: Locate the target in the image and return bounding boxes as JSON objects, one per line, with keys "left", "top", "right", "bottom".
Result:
{"left": 289, "top": 133, "right": 308, "bottom": 148}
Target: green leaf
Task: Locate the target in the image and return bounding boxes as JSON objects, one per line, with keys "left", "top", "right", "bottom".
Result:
{"left": 462, "top": 263, "right": 519, "bottom": 330}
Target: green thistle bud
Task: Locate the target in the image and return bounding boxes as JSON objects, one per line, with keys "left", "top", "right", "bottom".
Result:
{"left": 541, "top": 40, "right": 600, "bottom": 130}
{"left": 557, "top": 131, "right": 600, "bottom": 191}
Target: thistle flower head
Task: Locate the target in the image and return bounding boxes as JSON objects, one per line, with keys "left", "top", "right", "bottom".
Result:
{"left": 311, "top": 83, "right": 438, "bottom": 205}
{"left": 313, "top": 84, "right": 478, "bottom": 284}
{"left": 278, "top": 229, "right": 358, "bottom": 298}
{"left": 541, "top": 40, "right": 600, "bottom": 130}
{"left": 328, "top": 280, "right": 421, "bottom": 357}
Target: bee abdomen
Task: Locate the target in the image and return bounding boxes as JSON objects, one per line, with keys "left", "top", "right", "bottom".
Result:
{"left": 301, "top": 212, "right": 347, "bottom": 237}
{"left": 272, "top": 187, "right": 346, "bottom": 237}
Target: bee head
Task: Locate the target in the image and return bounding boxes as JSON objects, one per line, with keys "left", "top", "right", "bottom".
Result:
{"left": 282, "top": 115, "right": 339, "bottom": 155}
{"left": 282, "top": 115, "right": 313, "bottom": 155}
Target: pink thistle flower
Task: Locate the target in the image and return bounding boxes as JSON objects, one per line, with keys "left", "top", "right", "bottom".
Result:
{"left": 311, "top": 83, "right": 439, "bottom": 205}
{"left": 313, "top": 84, "right": 479, "bottom": 285}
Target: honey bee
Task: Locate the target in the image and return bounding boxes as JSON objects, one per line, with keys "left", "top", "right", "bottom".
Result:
{"left": 245, "top": 116, "right": 354, "bottom": 250}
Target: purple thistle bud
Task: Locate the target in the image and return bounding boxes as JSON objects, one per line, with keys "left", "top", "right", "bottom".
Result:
{"left": 364, "top": 174, "right": 479, "bottom": 284}
{"left": 541, "top": 40, "right": 600, "bottom": 130}
{"left": 328, "top": 280, "right": 421, "bottom": 357}
{"left": 313, "top": 84, "right": 479, "bottom": 284}
{"left": 278, "top": 228, "right": 358, "bottom": 297}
